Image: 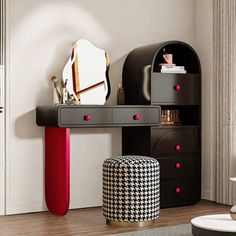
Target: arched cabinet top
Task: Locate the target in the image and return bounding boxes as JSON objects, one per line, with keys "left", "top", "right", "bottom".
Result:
{"left": 122, "top": 41, "right": 201, "bottom": 105}
{"left": 123, "top": 41, "right": 201, "bottom": 76}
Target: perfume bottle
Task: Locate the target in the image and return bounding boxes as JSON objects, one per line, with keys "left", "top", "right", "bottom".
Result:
{"left": 53, "top": 87, "right": 60, "bottom": 105}
{"left": 117, "top": 82, "right": 125, "bottom": 105}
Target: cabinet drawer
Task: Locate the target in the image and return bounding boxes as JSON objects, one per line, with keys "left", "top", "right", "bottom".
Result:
{"left": 157, "top": 156, "right": 200, "bottom": 180}
{"left": 160, "top": 179, "right": 201, "bottom": 208}
{"left": 59, "top": 107, "right": 112, "bottom": 126}
{"left": 151, "top": 73, "right": 200, "bottom": 105}
{"left": 113, "top": 107, "right": 160, "bottom": 125}
{"left": 151, "top": 127, "right": 199, "bottom": 155}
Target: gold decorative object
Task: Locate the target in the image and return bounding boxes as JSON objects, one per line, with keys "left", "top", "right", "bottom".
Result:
{"left": 117, "top": 82, "right": 125, "bottom": 105}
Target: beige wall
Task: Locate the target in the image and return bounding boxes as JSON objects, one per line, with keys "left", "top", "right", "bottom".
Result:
{"left": 6, "top": 0, "right": 196, "bottom": 214}
{"left": 194, "top": 0, "right": 214, "bottom": 201}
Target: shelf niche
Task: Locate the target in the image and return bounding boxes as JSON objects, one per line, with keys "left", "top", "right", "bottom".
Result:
{"left": 153, "top": 43, "right": 201, "bottom": 73}
{"left": 160, "top": 105, "right": 200, "bottom": 126}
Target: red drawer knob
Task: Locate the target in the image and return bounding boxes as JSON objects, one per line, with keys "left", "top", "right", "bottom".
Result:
{"left": 174, "top": 85, "right": 181, "bottom": 91}
{"left": 175, "top": 187, "right": 181, "bottom": 193}
{"left": 175, "top": 145, "right": 181, "bottom": 151}
{"left": 133, "top": 114, "right": 141, "bottom": 121}
{"left": 175, "top": 163, "right": 181, "bottom": 169}
{"left": 84, "top": 115, "right": 91, "bottom": 121}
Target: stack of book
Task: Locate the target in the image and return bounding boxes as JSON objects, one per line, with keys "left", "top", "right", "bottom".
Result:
{"left": 159, "top": 64, "right": 186, "bottom": 74}
{"left": 161, "top": 109, "right": 182, "bottom": 125}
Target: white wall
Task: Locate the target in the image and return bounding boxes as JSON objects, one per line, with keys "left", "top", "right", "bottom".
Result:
{"left": 6, "top": 0, "right": 195, "bottom": 214}
{"left": 194, "top": 0, "right": 214, "bottom": 201}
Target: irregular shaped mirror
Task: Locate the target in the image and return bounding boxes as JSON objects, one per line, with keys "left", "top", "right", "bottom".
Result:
{"left": 62, "top": 39, "right": 110, "bottom": 104}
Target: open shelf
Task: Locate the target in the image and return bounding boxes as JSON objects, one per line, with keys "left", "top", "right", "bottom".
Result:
{"left": 152, "top": 43, "right": 201, "bottom": 74}
{"left": 160, "top": 105, "right": 200, "bottom": 126}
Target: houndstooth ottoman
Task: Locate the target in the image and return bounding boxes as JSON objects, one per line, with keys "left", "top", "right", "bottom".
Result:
{"left": 103, "top": 155, "right": 160, "bottom": 227}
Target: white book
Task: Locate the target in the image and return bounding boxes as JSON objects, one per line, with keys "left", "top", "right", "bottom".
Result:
{"left": 161, "top": 69, "right": 187, "bottom": 74}
{"left": 161, "top": 65, "right": 185, "bottom": 70}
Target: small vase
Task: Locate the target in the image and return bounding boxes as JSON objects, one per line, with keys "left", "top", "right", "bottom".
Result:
{"left": 53, "top": 87, "right": 60, "bottom": 105}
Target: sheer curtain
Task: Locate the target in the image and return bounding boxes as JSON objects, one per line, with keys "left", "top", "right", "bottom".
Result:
{"left": 0, "top": 0, "right": 5, "bottom": 214}
{"left": 213, "top": 0, "right": 236, "bottom": 204}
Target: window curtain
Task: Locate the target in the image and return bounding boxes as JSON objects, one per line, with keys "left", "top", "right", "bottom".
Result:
{"left": 213, "top": 0, "right": 236, "bottom": 204}
{"left": 0, "top": 0, "right": 5, "bottom": 108}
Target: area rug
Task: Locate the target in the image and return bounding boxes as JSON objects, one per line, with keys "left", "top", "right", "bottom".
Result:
{"left": 109, "top": 223, "right": 192, "bottom": 236}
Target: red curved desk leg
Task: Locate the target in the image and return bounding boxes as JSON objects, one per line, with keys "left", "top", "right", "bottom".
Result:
{"left": 45, "top": 127, "right": 70, "bottom": 215}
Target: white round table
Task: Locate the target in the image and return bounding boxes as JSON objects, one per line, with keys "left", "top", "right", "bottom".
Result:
{"left": 191, "top": 214, "right": 236, "bottom": 235}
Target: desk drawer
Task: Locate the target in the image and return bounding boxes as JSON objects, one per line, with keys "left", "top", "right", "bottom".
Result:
{"left": 113, "top": 107, "right": 160, "bottom": 125}
{"left": 151, "top": 73, "right": 200, "bottom": 105}
{"left": 157, "top": 156, "right": 200, "bottom": 180}
{"left": 59, "top": 107, "right": 112, "bottom": 126}
{"left": 36, "top": 105, "right": 160, "bottom": 127}
{"left": 151, "top": 127, "right": 199, "bottom": 155}
{"left": 160, "top": 179, "right": 201, "bottom": 208}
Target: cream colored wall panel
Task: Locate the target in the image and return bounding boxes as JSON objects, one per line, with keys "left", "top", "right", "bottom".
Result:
{"left": 6, "top": 0, "right": 195, "bottom": 214}
{"left": 70, "top": 128, "right": 121, "bottom": 208}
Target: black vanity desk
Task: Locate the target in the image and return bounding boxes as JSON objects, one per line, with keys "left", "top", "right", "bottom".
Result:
{"left": 36, "top": 105, "right": 161, "bottom": 216}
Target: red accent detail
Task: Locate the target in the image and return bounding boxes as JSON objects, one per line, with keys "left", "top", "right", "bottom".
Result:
{"left": 175, "top": 163, "right": 181, "bottom": 169}
{"left": 133, "top": 114, "right": 141, "bottom": 120}
{"left": 45, "top": 127, "right": 70, "bottom": 216}
{"left": 174, "top": 85, "right": 181, "bottom": 91}
{"left": 175, "top": 145, "right": 181, "bottom": 151}
{"left": 175, "top": 187, "right": 181, "bottom": 193}
{"left": 84, "top": 115, "right": 91, "bottom": 121}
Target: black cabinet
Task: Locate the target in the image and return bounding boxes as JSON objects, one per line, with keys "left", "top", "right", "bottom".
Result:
{"left": 122, "top": 41, "right": 201, "bottom": 208}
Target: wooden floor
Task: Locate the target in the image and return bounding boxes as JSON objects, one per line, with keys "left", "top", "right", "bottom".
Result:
{"left": 0, "top": 200, "right": 230, "bottom": 236}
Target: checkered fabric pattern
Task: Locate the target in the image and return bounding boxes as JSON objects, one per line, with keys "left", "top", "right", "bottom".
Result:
{"left": 103, "top": 156, "right": 160, "bottom": 222}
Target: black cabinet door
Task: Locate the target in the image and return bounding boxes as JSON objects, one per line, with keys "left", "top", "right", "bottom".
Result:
{"left": 151, "top": 127, "right": 199, "bottom": 155}
{"left": 157, "top": 156, "right": 201, "bottom": 180}
{"left": 151, "top": 73, "right": 200, "bottom": 105}
{"left": 160, "top": 179, "right": 201, "bottom": 208}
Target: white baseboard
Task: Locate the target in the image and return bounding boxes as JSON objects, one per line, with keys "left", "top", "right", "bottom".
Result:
{"left": 6, "top": 203, "right": 47, "bottom": 215}
{"left": 70, "top": 197, "right": 102, "bottom": 209}
{"left": 5, "top": 197, "right": 102, "bottom": 215}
